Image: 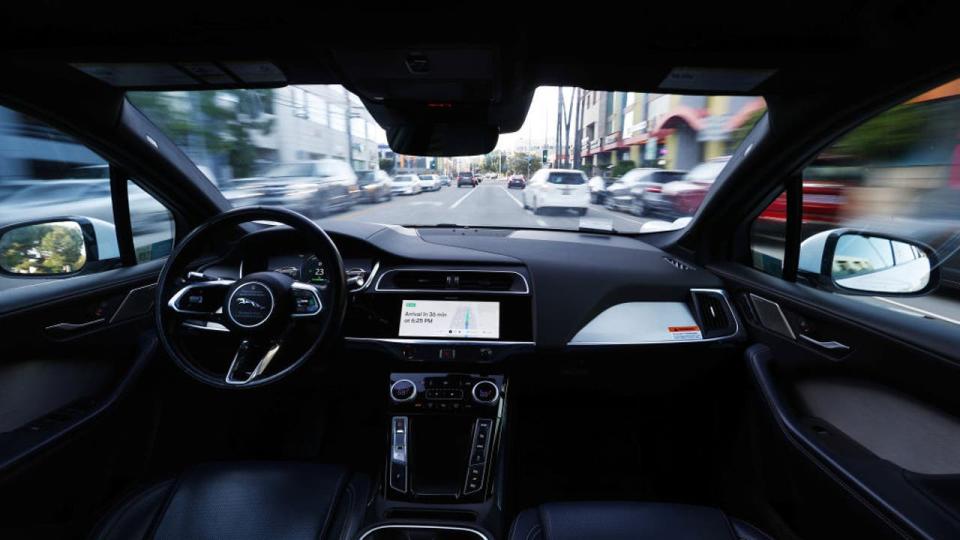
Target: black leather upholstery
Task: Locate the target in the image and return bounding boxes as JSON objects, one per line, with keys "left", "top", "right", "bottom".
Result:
{"left": 508, "top": 502, "right": 773, "bottom": 540}
{"left": 91, "top": 462, "right": 369, "bottom": 540}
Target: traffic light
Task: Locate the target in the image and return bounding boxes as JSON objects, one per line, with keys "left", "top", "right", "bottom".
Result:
{"left": 430, "top": 158, "right": 437, "bottom": 170}
{"left": 541, "top": 149, "right": 548, "bottom": 164}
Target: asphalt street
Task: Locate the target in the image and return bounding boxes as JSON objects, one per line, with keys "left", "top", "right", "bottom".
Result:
{"left": 319, "top": 178, "right": 656, "bottom": 233}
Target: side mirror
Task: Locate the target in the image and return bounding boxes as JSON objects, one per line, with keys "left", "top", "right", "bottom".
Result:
{"left": 798, "top": 228, "right": 940, "bottom": 296}
{"left": 0, "top": 217, "right": 118, "bottom": 277}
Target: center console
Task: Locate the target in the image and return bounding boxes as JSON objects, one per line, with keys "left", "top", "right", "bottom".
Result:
{"left": 350, "top": 268, "right": 528, "bottom": 538}
{"left": 363, "top": 372, "right": 505, "bottom": 539}
{"left": 386, "top": 373, "right": 504, "bottom": 502}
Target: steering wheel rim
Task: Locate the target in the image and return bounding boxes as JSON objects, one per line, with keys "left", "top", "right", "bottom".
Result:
{"left": 155, "top": 206, "right": 347, "bottom": 389}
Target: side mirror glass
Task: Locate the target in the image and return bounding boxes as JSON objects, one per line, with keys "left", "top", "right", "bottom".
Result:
{"left": 0, "top": 220, "right": 91, "bottom": 276}
{"left": 799, "top": 229, "right": 940, "bottom": 296}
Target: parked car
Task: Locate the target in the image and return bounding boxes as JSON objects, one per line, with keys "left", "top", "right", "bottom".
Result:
{"left": 601, "top": 168, "right": 686, "bottom": 214}
{"left": 457, "top": 171, "right": 477, "bottom": 187}
{"left": 390, "top": 174, "right": 423, "bottom": 195}
{"left": 438, "top": 175, "right": 452, "bottom": 187}
{"left": 226, "top": 159, "right": 358, "bottom": 218}
{"left": 507, "top": 175, "right": 525, "bottom": 189}
{"left": 356, "top": 170, "right": 393, "bottom": 203}
{"left": 522, "top": 168, "right": 590, "bottom": 215}
{"left": 651, "top": 157, "right": 730, "bottom": 218}
{"left": 418, "top": 174, "right": 441, "bottom": 191}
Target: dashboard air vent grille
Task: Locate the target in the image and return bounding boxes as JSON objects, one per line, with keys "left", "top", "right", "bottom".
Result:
{"left": 393, "top": 271, "right": 448, "bottom": 290}
{"left": 457, "top": 273, "right": 514, "bottom": 291}
{"left": 380, "top": 270, "right": 528, "bottom": 293}
{"left": 691, "top": 290, "right": 737, "bottom": 339}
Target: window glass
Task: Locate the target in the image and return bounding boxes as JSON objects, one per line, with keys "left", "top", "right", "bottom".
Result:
{"left": 128, "top": 180, "right": 174, "bottom": 263}
{"left": 750, "top": 77, "right": 960, "bottom": 325}
{"left": 750, "top": 189, "right": 788, "bottom": 278}
{"left": 0, "top": 104, "right": 118, "bottom": 288}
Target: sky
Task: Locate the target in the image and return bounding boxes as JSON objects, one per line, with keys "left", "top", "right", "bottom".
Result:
{"left": 496, "top": 86, "right": 576, "bottom": 153}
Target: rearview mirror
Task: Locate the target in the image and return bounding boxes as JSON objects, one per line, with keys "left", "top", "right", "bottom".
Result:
{"left": 798, "top": 229, "right": 940, "bottom": 296}
{"left": 0, "top": 217, "right": 118, "bottom": 277}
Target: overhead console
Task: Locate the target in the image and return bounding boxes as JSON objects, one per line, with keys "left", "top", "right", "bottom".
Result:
{"left": 344, "top": 268, "right": 535, "bottom": 362}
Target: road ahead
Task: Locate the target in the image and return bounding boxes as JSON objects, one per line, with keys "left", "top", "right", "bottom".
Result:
{"left": 318, "top": 178, "right": 657, "bottom": 233}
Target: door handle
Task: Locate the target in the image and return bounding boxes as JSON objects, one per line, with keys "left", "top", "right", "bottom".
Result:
{"left": 799, "top": 333, "right": 850, "bottom": 352}
{"left": 45, "top": 318, "right": 106, "bottom": 338}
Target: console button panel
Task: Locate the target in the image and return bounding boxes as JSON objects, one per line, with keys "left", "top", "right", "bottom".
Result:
{"left": 387, "top": 373, "right": 504, "bottom": 414}
{"left": 389, "top": 416, "right": 408, "bottom": 493}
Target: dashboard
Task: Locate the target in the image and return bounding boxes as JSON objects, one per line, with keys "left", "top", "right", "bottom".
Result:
{"left": 200, "top": 221, "right": 740, "bottom": 363}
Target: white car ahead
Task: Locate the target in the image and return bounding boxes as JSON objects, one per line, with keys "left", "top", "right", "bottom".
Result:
{"left": 391, "top": 174, "right": 423, "bottom": 195}
{"left": 418, "top": 174, "right": 441, "bottom": 191}
{"left": 522, "top": 169, "right": 590, "bottom": 215}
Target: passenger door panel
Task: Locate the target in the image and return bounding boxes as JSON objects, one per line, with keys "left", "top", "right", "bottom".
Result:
{"left": 713, "top": 262, "right": 960, "bottom": 539}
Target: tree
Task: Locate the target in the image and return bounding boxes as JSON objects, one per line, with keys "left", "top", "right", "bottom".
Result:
{"left": 830, "top": 103, "right": 926, "bottom": 161}
{"left": 728, "top": 108, "right": 766, "bottom": 150}
{"left": 379, "top": 158, "right": 395, "bottom": 174}
{"left": 506, "top": 152, "right": 541, "bottom": 176}
{"left": 128, "top": 90, "right": 274, "bottom": 178}
{"left": 611, "top": 160, "right": 636, "bottom": 178}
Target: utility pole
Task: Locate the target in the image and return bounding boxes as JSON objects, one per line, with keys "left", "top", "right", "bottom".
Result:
{"left": 573, "top": 88, "right": 584, "bottom": 170}
{"left": 562, "top": 88, "right": 575, "bottom": 169}
{"left": 555, "top": 87, "right": 563, "bottom": 168}
{"left": 342, "top": 87, "right": 354, "bottom": 169}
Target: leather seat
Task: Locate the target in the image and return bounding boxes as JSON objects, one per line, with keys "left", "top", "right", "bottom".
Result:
{"left": 91, "top": 462, "right": 369, "bottom": 540}
{"left": 508, "top": 502, "right": 772, "bottom": 540}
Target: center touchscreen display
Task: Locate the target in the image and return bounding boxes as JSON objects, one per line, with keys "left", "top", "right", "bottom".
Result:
{"left": 398, "top": 300, "right": 500, "bottom": 339}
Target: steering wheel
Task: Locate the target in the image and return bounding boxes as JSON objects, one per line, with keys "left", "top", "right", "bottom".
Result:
{"left": 155, "top": 207, "right": 346, "bottom": 388}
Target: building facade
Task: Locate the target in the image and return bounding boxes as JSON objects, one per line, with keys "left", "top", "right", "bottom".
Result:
{"left": 581, "top": 90, "right": 765, "bottom": 174}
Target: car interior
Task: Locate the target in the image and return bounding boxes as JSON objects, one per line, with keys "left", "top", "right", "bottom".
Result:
{"left": 3, "top": 5, "right": 960, "bottom": 539}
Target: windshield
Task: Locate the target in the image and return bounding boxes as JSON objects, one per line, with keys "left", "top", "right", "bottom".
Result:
{"left": 129, "top": 87, "right": 764, "bottom": 233}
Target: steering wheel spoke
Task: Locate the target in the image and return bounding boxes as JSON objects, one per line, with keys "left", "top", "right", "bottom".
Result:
{"left": 225, "top": 338, "right": 282, "bottom": 385}
{"left": 291, "top": 281, "right": 324, "bottom": 318}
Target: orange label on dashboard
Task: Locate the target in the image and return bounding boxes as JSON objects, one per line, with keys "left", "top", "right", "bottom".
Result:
{"left": 668, "top": 326, "right": 701, "bottom": 332}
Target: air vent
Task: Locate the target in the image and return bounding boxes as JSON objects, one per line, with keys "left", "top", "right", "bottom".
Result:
{"left": 691, "top": 290, "right": 737, "bottom": 339}
{"left": 392, "top": 271, "right": 448, "bottom": 290}
{"left": 663, "top": 256, "right": 694, "bottom": 271}
{"left": 378, "top": 270, "right": 528, "bottom": 293}
{"left": 457, "top": 273, "right": 514, "bottom": 291}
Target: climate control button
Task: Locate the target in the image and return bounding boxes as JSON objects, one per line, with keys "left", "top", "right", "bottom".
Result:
{"left": 390, "top": 379, "right": 417, "bottom": 402}
{"left": 471, "top": 380, "right": 499, "bottom": 405}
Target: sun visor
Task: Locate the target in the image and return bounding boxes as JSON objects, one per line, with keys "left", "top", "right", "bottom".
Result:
{"left": 70, "top": 61, "right": 287, "bottom": 89}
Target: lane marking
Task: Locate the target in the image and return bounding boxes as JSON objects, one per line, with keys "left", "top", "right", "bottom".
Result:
{"left": 871, "top": 297, "right": 960, "bottom": 326}
{"left": 450, "top": 187, "right": 479, "bottom": 209}
{"left": 498, "top": 186, "right": 524, "bottom": 208}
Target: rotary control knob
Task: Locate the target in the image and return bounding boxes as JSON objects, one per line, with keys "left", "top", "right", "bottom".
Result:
{"left": 390, "top": 379, "right": 417, "bottom": 403}
{"left": 471, "top": 380, "right": 500, "bottom": 405}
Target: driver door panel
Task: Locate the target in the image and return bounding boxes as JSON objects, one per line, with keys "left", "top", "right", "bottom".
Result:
{"left": 0, "top": 262, "right": 163, "bottom": 537}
